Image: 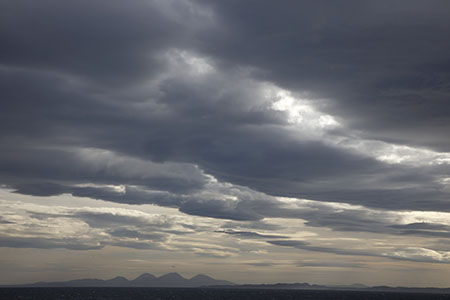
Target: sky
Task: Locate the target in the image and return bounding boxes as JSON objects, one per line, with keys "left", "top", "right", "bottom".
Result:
{"left": 1, "top": 0, "right": 450, "bottom": 287}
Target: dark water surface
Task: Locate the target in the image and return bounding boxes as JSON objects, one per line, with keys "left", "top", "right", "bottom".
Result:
{"left": 1, "top": 288, "right": 449, "bottom": 300}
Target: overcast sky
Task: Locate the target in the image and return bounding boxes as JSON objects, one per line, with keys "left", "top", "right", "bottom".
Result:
{"left": 1, "top": 0, "right": 450, "bottom": 287}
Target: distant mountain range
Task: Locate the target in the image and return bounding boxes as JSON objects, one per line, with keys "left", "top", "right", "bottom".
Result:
{"left": 4, "top": 273, "right": 450, "bottom": 294}
{"left": 11, "top": 272, "right": 233, "bottom": 288}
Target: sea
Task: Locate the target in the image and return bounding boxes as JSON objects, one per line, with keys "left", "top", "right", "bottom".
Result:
{"left": 1, "top": 288, "right": 450, "bottom": 300}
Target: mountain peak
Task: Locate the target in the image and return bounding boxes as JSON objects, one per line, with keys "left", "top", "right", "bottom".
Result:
{"left": 159, "top": 272, "right": 184, "bottom": 279}
{"left": 110, "top": 276, "right": 127, "bottom": 280}
{"left": 189, "top": 274, "right": 234, "bottom": 286}
{"left": 191, "top": 274, "right": 213, "bottom": 280}
{"left": 133, "top": 273, "right": 156, "bottom": 281}
{"left": 105, "top": 276, "right": 129, "bottom": 286}
{"left": 18, "top": 272, "right": 234, "bottom": 288}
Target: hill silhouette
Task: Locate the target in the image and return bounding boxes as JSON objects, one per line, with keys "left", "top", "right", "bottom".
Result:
{"left": 15, "top": 273, "right": 234, "bottom": 287}
{"left": 6, "top": 275, "right": 450, "bottom": 294}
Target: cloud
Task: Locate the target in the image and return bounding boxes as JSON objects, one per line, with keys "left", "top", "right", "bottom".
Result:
{"left": 0, "top": 201, "right": 189, "bottom": 251}
{"left": 243, "top": 262, "right": 280, "bottom": 267}
{"left": 194, "top": 0, "right": 450, "bottom": 151}
{"left": 268, "top": 240, "right": 450, "bottom": 264}
{"left": 107, "top": 228, "right": 166, "bottom": 241}
{"left": 221, "top": 221, "right": 284, "bottom": 231}
{"left": 267, "top": 240, "right": 377, "bottom": 258}
{"left": 1, "top": 0, "right": 450, "bottom": 269}
{"left": 390, "top": 223, "right": 450, "bottom": 231}
{"left": 0, "top": 217, "right": 14, "bottom": 225}
{"left": 387, "top": 247, "right": 450, "bottom": 264}
{"left": 0, "top": 0, "right": 192, "bottom": 86}
{"left": 2, "top": 4, "right": 450, "bottom": 215}
{"left": 0, "top": 235, "right": 104, "bottom": 251}
{"left": 2, "top": 50, "right": 449, "bottom": 214}
{"left": 2, "top": 147, "right": 208, "bottom": 196}
{"left": 216, "top": 230, "right": 288, "bottom": 239}
{"left": 2, "top": 38, "right": 450, "bottom": 217}
{"left": 298, "top": 261, "right": 367, "bottom": 269}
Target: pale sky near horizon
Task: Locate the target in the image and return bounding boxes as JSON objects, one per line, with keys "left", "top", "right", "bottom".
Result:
{"left": 1, "top": 0, "right": 450, "bottom": 287}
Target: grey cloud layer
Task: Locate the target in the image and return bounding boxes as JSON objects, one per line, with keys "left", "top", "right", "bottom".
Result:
{"left": 267, "top": 240, "right": 450, "bottom": 264}
{"left": 3, "top": 198, "right": 450, "bottom": 264}
{"left": 195, "top": 0, "right": 450, "bottom": 151}
{"left": 0, "top": 203, "right": 183, "bottom": 251}
{"left": 1, "top": 0, "right": 450, "bottom": 234}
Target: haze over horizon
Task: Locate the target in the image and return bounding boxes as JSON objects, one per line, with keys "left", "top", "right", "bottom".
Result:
{"left": 1, "top": 0, "right": 450, "bottom": 288}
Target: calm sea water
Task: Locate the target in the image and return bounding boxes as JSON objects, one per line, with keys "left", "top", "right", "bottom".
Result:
{"left": 1, "top": 288, "right": 449, "bottom": 300}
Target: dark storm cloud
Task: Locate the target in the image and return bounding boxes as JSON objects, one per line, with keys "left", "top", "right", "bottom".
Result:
{"left": 194, "top": 0, "right": 450, "bottom": 151}
{"left": 0, "top": 0, "right": 186, "bottom": 86}
{"left": 1, "top": 0, "right": 450, "bottom": 228}
{"left": 0, "top": 138, "right": 208, "bottom": 197}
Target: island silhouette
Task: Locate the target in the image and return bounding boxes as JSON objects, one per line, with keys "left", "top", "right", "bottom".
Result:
{"left": 9, "top": 273, "right": 233, "bottom": 288}
{"left": 4, "top": 273, "right": 450, "bottom": 294}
